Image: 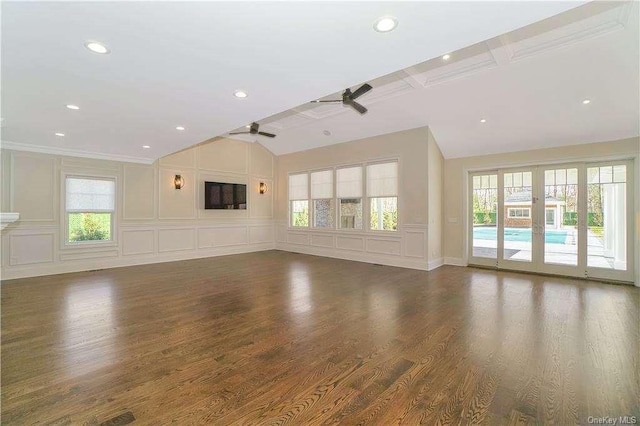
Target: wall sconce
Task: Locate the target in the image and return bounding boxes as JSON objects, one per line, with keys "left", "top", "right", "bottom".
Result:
{"left": 174, "top": 174, "right": 185, "bottom": 189}
{"left": 259, "top": 182, "right": 267, "bottom": 194}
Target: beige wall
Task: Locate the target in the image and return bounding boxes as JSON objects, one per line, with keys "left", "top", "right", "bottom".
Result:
{"left": 427, "top": 128, "right": 444, "bottom": 262}
{"left": 443, "top": 137, "right": 640, "bottom": 273}
{"left": 1, "top": 138, "right": 276, "bottom": 279}
{"left": 275, "top": 126, "right": 443, "bottom": 270}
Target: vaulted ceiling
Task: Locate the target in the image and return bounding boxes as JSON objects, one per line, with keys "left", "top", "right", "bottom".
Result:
{"left": 1, "top": 1, "right": 592, "bottom": 163}
{"left": 238, "top": 1, "right": 639, "bottom": 158}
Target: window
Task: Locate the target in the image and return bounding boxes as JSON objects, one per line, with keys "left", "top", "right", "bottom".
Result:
{"left": 311, "top": 170, "right": 334, "bottom": 228}
{"left": 337, "top": 166, "right": 362, "bottom": 229}
{"left": 367, "top": 162, "right": 398, "bottom": 231}
{"left": 65, "top": 177, "right": 115, "bottom": 243}
{"left": 508, "top": 208, "right": 530, "bottom": 218}
{"left": 289, "top": 173, "right": 309, "bottom": 227}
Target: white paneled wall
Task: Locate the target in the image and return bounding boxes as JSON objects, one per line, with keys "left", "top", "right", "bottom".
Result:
{"left": 277, "top": 222, "right": 430, "bottom": 270}
{"left": 0, "top": 139, "right": 276, "bottom": 280}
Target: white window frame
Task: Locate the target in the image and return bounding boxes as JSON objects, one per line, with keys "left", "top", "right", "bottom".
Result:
{"left": 62, "top": 173, "right": 118, "bottom": 248}
{"left": 507, "top": 207, "right": 531, "bottom": 218}
{"left": 310, "top": 168, "right": 335, "bottom": 229}
{"left": 288, "top": 172, "right": 310, "bottom": 228}
{"left": 366, "top": 160, "right": 399, "bottom": 232}
{"left": 336, "top": 165, "right": 364, "bottom": 231}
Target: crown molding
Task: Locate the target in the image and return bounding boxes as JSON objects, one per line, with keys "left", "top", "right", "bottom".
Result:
{"left": 0, "top": 140, "right": 154, "bottom": 164}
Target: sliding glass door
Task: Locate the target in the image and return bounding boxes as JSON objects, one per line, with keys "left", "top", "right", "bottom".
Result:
{"left": 498, "top": 168, "right": 538, "bottom": 272}
{"left": 468, "top": 160, "right": 634, "bottom": 283}
{"left": 540, "top": 164, "right": 583, "bottom": 277}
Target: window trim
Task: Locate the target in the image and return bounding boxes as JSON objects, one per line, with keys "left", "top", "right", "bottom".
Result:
{"left": 62, "top": 173, "right": 118, "bottom": 249}
{"left": 336, "top": 165, "right": 364, "bottom": 231}
{"left": 285, "top": 156, "right": 401, "bottom": 234}
{"left": 366, "top": 160, "right": 399, "bottom": 232}
{"left": 310, "top": 168, "right": 335, "bottom": 229}
{"left": 507, "top": 207, "right": 531, "bottom": 218}
{"left": 288, "top": 172, "right": 310, "bottom": 228}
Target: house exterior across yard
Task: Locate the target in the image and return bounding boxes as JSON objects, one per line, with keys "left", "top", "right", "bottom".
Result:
{"left": 504, "top": 191, "right": 565, "bottom": 229}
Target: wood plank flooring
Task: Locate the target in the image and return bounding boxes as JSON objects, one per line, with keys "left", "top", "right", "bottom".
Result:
{"left": 1, "top": 251, "right": 638, "bottom": 424}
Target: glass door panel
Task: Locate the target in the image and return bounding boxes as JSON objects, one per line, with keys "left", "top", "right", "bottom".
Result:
{"left": 502, "top": 171, "right": 533, "bottom": 263}
{"left": 470, "top": 173, "right": 498, "bottom": 263}
{"left": 543, "top": 167, "right": 579, "bottom": 267}
{"left": 586, "top": 164, "right": 628, "bottom": 271}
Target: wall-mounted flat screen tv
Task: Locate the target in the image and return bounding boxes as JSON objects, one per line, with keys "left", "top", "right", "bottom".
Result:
{"left": 204, "top": 182, "right": 247, "bottom": 210}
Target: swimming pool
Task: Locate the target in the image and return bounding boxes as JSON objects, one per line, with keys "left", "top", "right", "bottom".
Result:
{"left": 473, "top": 227, "right": 568, "bottom": 244}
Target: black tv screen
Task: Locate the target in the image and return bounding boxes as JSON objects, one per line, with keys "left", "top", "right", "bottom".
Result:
{"left": 204, "top": 182, "right": 247, "bottom": 210}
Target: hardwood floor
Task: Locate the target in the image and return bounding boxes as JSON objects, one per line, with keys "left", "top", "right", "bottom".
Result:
{"left": 2, "top": 251, "right": 638, "bottom": 425}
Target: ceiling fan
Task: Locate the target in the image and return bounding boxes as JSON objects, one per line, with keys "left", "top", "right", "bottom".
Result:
{"left": 229, "top": 122, "right": 276, "bottom": 138}
{"left": 312, "top": 83, "right": 373, "bottom": 114}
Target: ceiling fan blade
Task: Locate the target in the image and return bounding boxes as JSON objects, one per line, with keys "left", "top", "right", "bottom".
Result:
{"left": 311, "top": 100, "right": 342, "bottom": 103}
{"left": 350, "top": 83, "right": 372, "bottom": 100}
{"left": 350, "top": 101, "right": 368, "bottom": 114}
{"left": 229, "top": 131, "right": 250, "bottom": 135}
{"left": 258, "top": 131, "right": 276, "bottom": 138}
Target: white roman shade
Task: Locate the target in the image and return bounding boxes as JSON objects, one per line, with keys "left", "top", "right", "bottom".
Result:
{"left": 288, "top": 173, "right": 308, "bottom": 200}
{"left": 65, "top": 177, "right": 115, "bottom": 211}
{"left": 337, "top": 166, "right": 362, "bottom": 198}
{"left": 367, "top": 162, "right": 398, "bottom": 197}
{"left": 311, "top": 170, "right": 333, "bottom": 199}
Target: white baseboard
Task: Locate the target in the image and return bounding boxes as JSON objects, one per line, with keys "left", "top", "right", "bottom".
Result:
{"left": 427, "top": 257, "right": 444, "bottom": 271}
{"left": 444, "top": 257, "right": 466, "bottom": 267}
{"left": 1, "top": 243, "right": 275, "bottom": 281}
{"left": 276, "top": 243, "right": 428, "bottom": 271}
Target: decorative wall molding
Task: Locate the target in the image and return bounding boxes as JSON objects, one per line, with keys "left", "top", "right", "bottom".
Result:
{"left": 444, "top": 257, "right": 467, "bottom": 267}
{"left": 1, "top": 221, "right": 276, "bottom": 280}
{"left": 276, "top": 223, "right": 429, "bottom": 271}
{"left": 427, "top": 257, "right": 444, "bottom": 271}
{"left": 1, "top": 141, "right": 152, "bottom": 164}
{"left": 277, "top": 242, "right": 428, "bottom": 271}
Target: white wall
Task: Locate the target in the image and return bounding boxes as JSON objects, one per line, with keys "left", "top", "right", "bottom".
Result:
{"left": 275, "top": 126, "right": 443, "bottom": 271}
{"left": 0, "top": 138, "right": 276, "bottom": 280}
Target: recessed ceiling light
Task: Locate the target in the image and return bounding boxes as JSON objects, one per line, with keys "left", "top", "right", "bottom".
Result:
{"left": 374, "top": 16, "right": 398, "bottom": 33}
{"left": 142, "top": 145, "right": 151, "bottom": 149}
{"left": 55, "top": 132, "right": 65, "bottom": 137}
{"left": 480, "top": 119, "right": 487, "bottom": 123}
{"left": 175, "top": 126, "right": 185, "bottom": 131}
{"left": 84, "top": 41, "right": 110, "bottom": 54}
{"left": 442, "top": 54, "right": 451, "bottom": 61}
{"left": 582, "top": 99, "right": 591, "bottom": 104}
{"left": 234, "top": 90, "right": 248, "bottom": 99}
{"left": 66, "top": 104, "right": 80, "bottom": 110}
{"left": 245, "top": 125, "right": 251, "bottom": 128}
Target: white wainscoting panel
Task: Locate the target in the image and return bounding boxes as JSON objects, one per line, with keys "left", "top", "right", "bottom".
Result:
{"left": 9, "top": 232, "right": 55, "bottom": 266}
{"left": 159, "top": 228, "right": 196, "bottom": 252}
{"left": 249, "top": 225, "right": 274, "bottom": 244}
{"left": 310, "top": 234, "right": 334, "bottom": 248}
{"left": 403, "top": 227, "right": 427, "bottom": 259}
{"left": 122, "top": 229, "right": 155, "bottom": 256}
{"left": 199, "top": 226, "right": 248, "bottom": 248}
{"left": 366, "top": 238, "right": 401, "bottom": 256}
{"left": 336, "top": 236, "right": 365, "bottom": 252}
{"left": 287, "top": 232, "right": 310, "bottom": 245}
{"left": 276, "top": 223, "right": 287, "bottom": 243}
{"left": 60, "top": 248, "right": 119, "bottom": 262}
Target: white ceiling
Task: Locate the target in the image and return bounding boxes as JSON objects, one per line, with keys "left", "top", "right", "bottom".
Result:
{"left": 1, "top": 1, "right": 587, "bottom": 163}
{"left": 243, "top": 1, "right": 640, "bottom": 158}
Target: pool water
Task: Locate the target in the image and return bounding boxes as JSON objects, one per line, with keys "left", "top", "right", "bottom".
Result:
{"left": 473, "top": 227, "right": 568, "bottom": 244}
